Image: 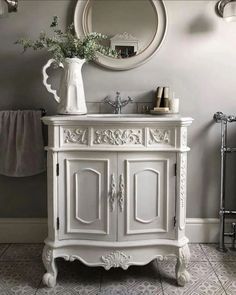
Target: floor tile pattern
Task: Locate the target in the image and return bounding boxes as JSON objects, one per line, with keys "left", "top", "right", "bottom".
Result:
{"left": 0, "top": 243, "right": 235, "bottom": 294}
{"left": 201, "top": 243, "right": 236, "bottom": 262}
{"left": 211, "top": 262, "right": 236, "bottom": 295}
{"left": 159, "top": 261, "right": 225, "bottom": 295}
{"left": 0, "top": 261, "right": 43, "bottom": 294}
{"left": 36, "top": 260, "right": 101, "bottom": 295}
{"left": 0, "top": 243, "right": 9, "bottom": 256}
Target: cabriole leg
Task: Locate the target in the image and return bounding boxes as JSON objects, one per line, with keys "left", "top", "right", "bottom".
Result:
{"left": 175, "top": 244, "right": 191, "bottom": 287}
{"left": 42, "top": 245, "right": 58, "bottom": 288}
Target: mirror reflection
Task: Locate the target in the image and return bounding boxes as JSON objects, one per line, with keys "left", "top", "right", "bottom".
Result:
{"left": 86, "top": 0, "right": 158, "bottom": 58}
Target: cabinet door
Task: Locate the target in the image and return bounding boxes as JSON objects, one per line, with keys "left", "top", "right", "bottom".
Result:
{"left": 58, "top": 152, "right": 117, "bottom": 241}
{"left": 117, "top": 152, "right": 176, "bottom": 241}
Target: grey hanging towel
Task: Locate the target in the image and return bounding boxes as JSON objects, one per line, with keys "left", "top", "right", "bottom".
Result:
{"left": 0, "top": 110, "right": 46, "bottom": 177}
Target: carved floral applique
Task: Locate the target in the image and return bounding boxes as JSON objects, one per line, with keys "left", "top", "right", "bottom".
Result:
{"left": 149, "top": 129, "right": 170, "bottom": 145}
{"left": 64, "top": 128, "right": 88, "bottom": 144}
{"left": 94, "top": 129, "right": 142, "bottom": 145}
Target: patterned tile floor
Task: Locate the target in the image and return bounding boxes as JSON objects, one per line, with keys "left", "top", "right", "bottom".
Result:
{"left": 0, "top": 243, "right": 235, "bottom": 294}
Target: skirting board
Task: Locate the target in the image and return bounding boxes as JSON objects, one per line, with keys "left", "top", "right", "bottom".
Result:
{"left": 186, "top": 218, "right": 236, "bottom": 243}
{"left": 0, "top": 218, "right": 235, "bottom": 243}
{"left": 0, "top": 218, "right": 47, "bottom": 243}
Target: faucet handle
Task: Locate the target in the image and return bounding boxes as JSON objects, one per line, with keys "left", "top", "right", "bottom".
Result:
{"left": 104, "top": 96, "right": 109, "bottom": 103}
{"left": 128, "top": 96, "right": 133, "bottom": 103}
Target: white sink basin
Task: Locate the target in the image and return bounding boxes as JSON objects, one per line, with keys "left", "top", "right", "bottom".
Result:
{"left": 88, "top": 114, "right": 152, "bottom": 118}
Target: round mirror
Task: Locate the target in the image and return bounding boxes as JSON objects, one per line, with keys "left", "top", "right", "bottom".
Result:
{"left": 74, "top": 0, "right": 167, "bottom": 70}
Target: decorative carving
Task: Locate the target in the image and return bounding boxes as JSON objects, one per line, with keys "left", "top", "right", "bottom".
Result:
{"left": 175, "top": 244, "right": 191, "bottom": 287}
{"left": 43, "top": 246, "right": 53, "bottom": 265}
{"left": 101, "top": 251, "right": 131, "bottom": 270}
{"left": 42, "top": 246, "right": 57, "bottom": 288}
{"left": 179, "top": 153, "right": 187, "bottom": 230}
{"left": 64, "top": 128, "right": 88, "bottom": 144}
{"left": 181, "top": 128, "right": 187, "bottom": 147}
{"left": 62, "top": 254, "right": 79, "bottom": 262}
{"left": 156, "top": 254, "right": 176, "bottom": 262}
{"left": 94, "top": 129, "right": 142, "bottom": 146}
{"left": 43, "top": 272, "right": 57, "bottom": 288}
{"left": 118, "top": 174, "right": 125, "bottom": 212}
{"left": 149, "top": 129, "right": 170, "bottom": 145}
{"left": 109, "top": 174, "right": 116, "bottom": 212}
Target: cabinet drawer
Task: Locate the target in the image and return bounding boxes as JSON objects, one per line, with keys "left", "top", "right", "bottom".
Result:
{"left": 147, "top": 127, "right": 176, "bottom": 148}
{"left": 61, "top": 127, "right": 89, "bottom": 147}
{"left": 92, "top": 127, "right": 145, "bottom": 147}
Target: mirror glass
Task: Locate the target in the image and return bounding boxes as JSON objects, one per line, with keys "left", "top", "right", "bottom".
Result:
{"left": 87, "top": 0, "right": 157, "bottom": 58}
{"left": 74, "top": 0, "right": 167, "bottom": 70}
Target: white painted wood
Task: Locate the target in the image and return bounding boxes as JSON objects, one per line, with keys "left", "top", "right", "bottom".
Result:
{"left": 42, "top": 115, "right": 193, "bottom": 287}
{"left": 47, "top": 151, "right": 58, "bottom": 241}
{"left": 58, "top": 151, "right": 117, "bottom": 241}
{"left": 147, "top": 127, "right": 176, "bottom": 148}
{"left": 117, "top": 152, "right": 176, "bottom": 241}
{"left": 176, "top": 244, "right": 191, "bottom": 286}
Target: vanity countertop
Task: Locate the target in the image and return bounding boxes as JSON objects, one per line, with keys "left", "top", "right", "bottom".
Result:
{"left": 42, "top": 114, "right": 193, "bottom": 126}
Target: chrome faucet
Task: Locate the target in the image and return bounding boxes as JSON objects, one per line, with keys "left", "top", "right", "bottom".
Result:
{"left": 103, "top": 92, "right": 133, "bottom": 114}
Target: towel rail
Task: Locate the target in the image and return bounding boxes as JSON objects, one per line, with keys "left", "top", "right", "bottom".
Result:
{"left": 39, "top": 108, "right": 46, "bottom": 116}
{"left": 214, "top": 111, "right": 236, "bottom": 252}
{"left": 0, "top": 109, "right": 46, "bottom": 116}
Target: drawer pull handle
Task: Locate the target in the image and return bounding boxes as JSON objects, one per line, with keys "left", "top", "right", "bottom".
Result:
{"left": 119, "top": 174, "right": 125, "bottom": 212}
{"left": 109, "top": 174, "right": 116, "bottom": 212}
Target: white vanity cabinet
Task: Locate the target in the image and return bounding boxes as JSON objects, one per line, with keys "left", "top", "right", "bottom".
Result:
{"left": 42, "top": 115, "right": 193, "bottom": 288}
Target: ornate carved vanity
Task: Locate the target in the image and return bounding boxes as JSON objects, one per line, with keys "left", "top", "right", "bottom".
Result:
{"left": 42, "top": 114, "right": 193, "bottom": 287}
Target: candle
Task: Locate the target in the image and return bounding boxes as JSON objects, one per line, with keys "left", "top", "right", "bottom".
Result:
{"left": 169, "top": 98, "right": 179, "bottom": 113}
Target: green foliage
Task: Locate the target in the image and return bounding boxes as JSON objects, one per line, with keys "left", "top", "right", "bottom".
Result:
{"left": 15, "top": 16, "right": 118, "bottom": 65}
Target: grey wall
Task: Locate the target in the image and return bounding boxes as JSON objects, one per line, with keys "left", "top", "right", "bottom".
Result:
{"left": 0, "top": 0, "right": 236, "bottom": 218}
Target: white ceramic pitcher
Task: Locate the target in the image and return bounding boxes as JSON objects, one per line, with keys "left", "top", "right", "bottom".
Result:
{"left": 42, "top": 58, "right": 87, "bottom": 115}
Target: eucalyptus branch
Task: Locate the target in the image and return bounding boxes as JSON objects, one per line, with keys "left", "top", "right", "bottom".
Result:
{"left": 15, "top": 16, "right": 118, "bottom": 65}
